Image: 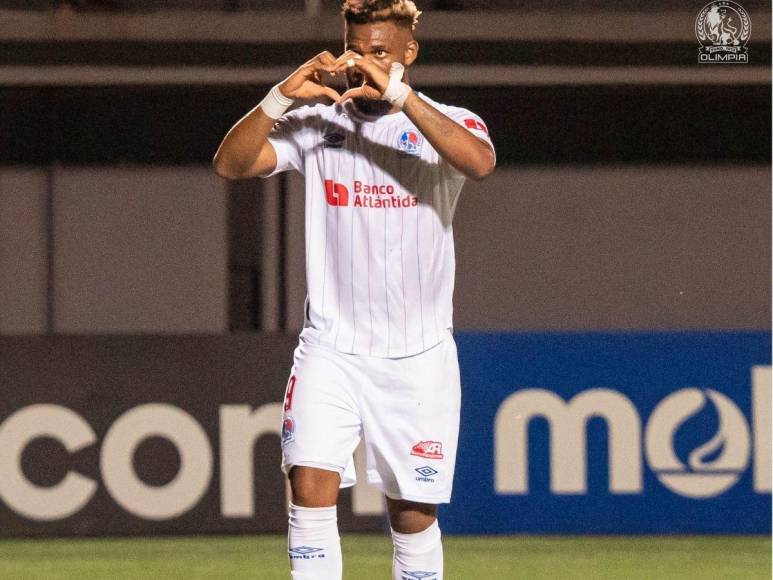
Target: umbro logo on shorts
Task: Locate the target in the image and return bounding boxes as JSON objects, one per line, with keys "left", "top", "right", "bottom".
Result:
{"left": 415, "top": 466, "right": 438, "bottom": 477}
{"left": 410, "top": 440, "right": 444, "bottom": 460}
{"left": 415, "top": 466, "right": 438, "bottom": 483}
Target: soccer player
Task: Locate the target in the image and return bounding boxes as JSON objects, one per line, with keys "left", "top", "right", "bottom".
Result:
{"left": 213, "top": 1, "right": 495, "bottom": 578}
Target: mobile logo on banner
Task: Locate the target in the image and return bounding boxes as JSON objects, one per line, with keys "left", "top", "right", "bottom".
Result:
{"left": 444, "top": 332, "right": 772, "bottom": 534}
{"left": 494, "top": 367, "right": 770, "bottom": 500}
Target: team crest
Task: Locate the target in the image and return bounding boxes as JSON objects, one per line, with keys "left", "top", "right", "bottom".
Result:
{"left": 398, "top": 130, "right": 423, "bottom": 156}
{"left": 282, "top": 415, "right": 295, "bottom": 444}
{"left": 695, "top": 1, "right": 751, "bottom": 63}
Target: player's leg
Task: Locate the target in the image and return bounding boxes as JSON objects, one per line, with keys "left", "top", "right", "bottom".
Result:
{"left": 287, "top": 467, "right": 343, "bottom": 580}
{"left": 387, "top": 497, "right": 437, "bottom": 533}
{"left": 360, "top": 331, "right": 461, "bottom": 580}
{"left": 387, "top": 498, "right": 443, "bottom": 580}
{"left": 281, "top": 342, "right": 362, "bottom": 580}
{"left": 289, "top": 465, "right": 341, "bottom": 507}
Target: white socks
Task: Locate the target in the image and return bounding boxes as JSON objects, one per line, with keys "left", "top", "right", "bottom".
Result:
{"left": 391, "top": 520, "right": 444, "bottom": 580}
{"left": 287, "top": 504, "right": 443, "bottom": 580}
{"left": 288, "top": 503, "right": 342, "bottom": 580}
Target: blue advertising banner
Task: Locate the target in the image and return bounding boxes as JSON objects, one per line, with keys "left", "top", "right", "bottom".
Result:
{"left": 442, "top": 332, "right": 771, "bottom": 534}
{"left": 0, "top": 333, "right": 768, "bottom": 536}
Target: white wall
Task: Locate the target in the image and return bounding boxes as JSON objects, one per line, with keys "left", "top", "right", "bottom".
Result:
{"left": 2, "top": 164, "right": 768, "bottom": 335}
{"left": 452, "top": 165, "right": 770, "bottom": 330}
{"left": 53, "top": 167, "right": 228, "bottom": 333}
{"left": 283, "top": 165, "right": 771, "bottom": 332}
{"left": 0, "top": 167, "right": 228, "bottom": 335}
{"left": 0, "top": 169, "right": 48, "bottom": 334}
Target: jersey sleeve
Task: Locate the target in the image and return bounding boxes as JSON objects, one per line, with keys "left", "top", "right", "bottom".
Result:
{"left": 445, "top": 108, "right": 496, "bottom": 162}
{"left": 265, "top": 108, "right": 308, "bottom": 176}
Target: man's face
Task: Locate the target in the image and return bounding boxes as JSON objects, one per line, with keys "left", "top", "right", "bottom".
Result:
{"left": 344, "top": 21, "right": 415, "bottom": 90}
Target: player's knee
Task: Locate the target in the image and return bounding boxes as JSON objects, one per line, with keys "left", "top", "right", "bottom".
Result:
{"left": 289, "top": 466, "right": 341, "bottom": 508}
{"left": 387, "top": 498, "right": 438, "bottom": 534}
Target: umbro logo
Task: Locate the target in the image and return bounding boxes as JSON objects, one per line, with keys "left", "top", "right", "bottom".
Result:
{"left": 323, "top": 132, "right": 345, "bottom": 148}
{"left": 402, "top": 571, "right": 438, "bottom": 579}
{"left": 415, "top": 466, "right": 438, "bottom": 478}
{"left": 289, "top": 546, "right": 323, "bottom": 555}
{"left": 288, "top": 546, "right": 326, "bottom": 560}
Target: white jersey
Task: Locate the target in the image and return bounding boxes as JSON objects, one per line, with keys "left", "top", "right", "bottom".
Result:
{"left": 267, "top": 93, "right": 494, "bottom": 358}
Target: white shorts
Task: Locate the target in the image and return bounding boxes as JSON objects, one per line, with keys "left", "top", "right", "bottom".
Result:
{"left": 280, "top": 330, "right": 461, "bottom": 504}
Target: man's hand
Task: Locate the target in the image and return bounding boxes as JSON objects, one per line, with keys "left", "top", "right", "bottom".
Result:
{"left": 214, "top": 50, "right": 350, "bottom": 180}
{"left": 278, "top": 51, "right": 343, "bottom": 103}
{"left": 334, "top": 50, "right": 390, "bottom": 102}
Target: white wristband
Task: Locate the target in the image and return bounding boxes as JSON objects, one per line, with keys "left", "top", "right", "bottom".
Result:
{"left": 259, "top": 84, "right": 295, "bottom": 120}
{"left": 382, "top": 62, "right": 412, "bottom": 109}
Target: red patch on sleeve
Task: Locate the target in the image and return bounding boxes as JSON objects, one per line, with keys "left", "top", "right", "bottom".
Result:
{"left": 464, "top": 118, "right": 489, "bottom": 134}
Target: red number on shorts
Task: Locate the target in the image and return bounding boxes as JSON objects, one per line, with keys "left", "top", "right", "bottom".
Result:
{"left": 284, "top": 375, "right": 297, "bottom": 412}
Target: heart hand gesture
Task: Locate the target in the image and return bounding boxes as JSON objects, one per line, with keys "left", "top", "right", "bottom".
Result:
{"left": 278, "top": 51, "right": 343, "bottom": 103}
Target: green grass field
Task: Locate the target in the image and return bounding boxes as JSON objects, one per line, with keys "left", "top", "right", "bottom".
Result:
{"left": 0, "top": 535, "right": 768, "bottom": 579}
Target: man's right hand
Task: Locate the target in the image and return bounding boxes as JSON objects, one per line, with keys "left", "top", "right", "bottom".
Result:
{"left": 278, "top": 51, "right": 343, "bottom": 103}
{"left": 214, "top": 51, "right": 345, "bottom": 180}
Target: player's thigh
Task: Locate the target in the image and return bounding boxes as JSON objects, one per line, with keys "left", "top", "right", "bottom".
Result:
{"left": 363, "top": 334, "right": 461, "bottom": 503}
{"left": 281, "top": 342, "right": 362, "bottom": 477}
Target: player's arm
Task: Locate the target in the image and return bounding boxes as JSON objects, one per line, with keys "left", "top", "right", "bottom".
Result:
{"left": 402, "top": 93, "right": 495, "bottom": 181}
{"left": 213, "top": 52, "right": 342, "bottom": 180}
{"left": 338, "top": 54, "right": 495, "bottom": 181}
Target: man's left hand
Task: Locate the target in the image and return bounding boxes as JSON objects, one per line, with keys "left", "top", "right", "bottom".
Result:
{"left": 333, "top": 50, "right": 392, "bottom": 102}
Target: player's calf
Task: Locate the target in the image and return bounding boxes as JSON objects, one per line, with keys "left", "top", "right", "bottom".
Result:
{"left": 391, "top": 521, "right": 444, "bottom": 580}
{"left": 287, "top": 467, "right": 343, "bottom": 579}
{"left": 388, "top": 499, "right": 444, "bottom": 580}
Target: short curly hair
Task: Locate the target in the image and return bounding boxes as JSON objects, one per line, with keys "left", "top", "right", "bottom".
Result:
{"left": 342, "top": 0, "right": 422, "bottom": 31}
